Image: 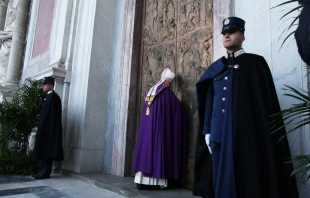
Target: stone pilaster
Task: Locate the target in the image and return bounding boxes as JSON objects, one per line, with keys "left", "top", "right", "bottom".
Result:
{"left": 213, "top": 0, "right": 233, "bottom": 60}
{"left": 109, "top": 0, "right": 139, "bottom": 177}
{"left": 61, "top": 0, "right": 79, "bottom": 145}
{"left": 48, "top": 0, "right": 73, "bottom": 68}
{"left": 5, "top": 0, "right": 31, "bottom": 86}
{"left": 62, "top": 0, "right": 104, "bottom": 173}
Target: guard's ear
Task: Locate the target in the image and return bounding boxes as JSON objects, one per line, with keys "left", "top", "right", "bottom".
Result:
{"left": 241, "top": 35, "right": 245, "bottom": 42}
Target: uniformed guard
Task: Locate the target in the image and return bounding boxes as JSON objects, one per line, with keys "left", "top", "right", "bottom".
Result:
{"left": 32, "top": 77, "right": 64, "bottom": 179}
{"left": 193, "top": 17, "right": 299, "bottom": 198}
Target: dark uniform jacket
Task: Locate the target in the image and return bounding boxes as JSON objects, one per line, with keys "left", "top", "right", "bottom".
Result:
{"left": 295, "top": 0, "right": 310, "bottom": 65}
{"left": 193, "top": 53, "right": 299, "bottom": 198}
{"left": 33, "top": 90, "right": 64, "bottom": 161}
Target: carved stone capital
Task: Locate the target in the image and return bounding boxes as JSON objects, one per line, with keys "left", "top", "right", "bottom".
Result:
{"left": 0, "top": 0, "right": 9, "bottom": 7}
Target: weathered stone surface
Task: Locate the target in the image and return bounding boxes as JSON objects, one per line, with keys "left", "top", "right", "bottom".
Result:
{"left": 0, "top": 0, "right": 9, "bottom": 30}
{"left": 6, "top": 0, "right": 31, "bottom": 86}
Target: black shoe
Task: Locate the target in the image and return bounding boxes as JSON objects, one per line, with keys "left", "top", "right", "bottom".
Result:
{"left": 34, "top": 173, "right": 50, "bottom": 180}
{"left": 136, "top": 184, "right": 146, "bottom": 190}
{"left": 136, "top": 184, "right": 160, "bottom": 190}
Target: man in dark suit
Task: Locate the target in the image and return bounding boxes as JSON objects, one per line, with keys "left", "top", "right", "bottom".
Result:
{"left": 33, "top": 77, "right": 64, "bottom": 179}
{"left": 193, "top": 17, "right": 299, "bottom": 198}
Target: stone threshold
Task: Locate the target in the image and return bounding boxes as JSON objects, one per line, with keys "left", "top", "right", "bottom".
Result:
{"left": 61, "top": 170, "right": 196, "bottom": 198}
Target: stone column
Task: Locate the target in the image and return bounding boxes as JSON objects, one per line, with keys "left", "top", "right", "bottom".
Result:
{"left": 5, "top": 0, "right": 31, "bottom": 86}
{"left": 0, "top": 0, "right": 9, "bottom": 30}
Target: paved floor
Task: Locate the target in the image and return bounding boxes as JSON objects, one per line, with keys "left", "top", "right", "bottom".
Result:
{"left": 0, "top": 174, "right": 125, "bottom": 198}
{"left": 0, "top": 173, "right": 197, "bottom": 198}
{"left": 64, "top": 171, "right": 196, "bottom": 198}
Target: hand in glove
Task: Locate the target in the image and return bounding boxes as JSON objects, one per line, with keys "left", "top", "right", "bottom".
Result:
{"left": 205, "top": 134, "right": 212, "bottom": 154}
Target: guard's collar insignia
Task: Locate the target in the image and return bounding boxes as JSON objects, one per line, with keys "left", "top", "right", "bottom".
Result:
{"left": 225, "top": 48, "right": 245, "bottom": 59}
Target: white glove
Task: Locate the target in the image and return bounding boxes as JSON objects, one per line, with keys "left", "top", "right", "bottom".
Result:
{"left": 205, "top": 134, "right": 212, "bottom": 154}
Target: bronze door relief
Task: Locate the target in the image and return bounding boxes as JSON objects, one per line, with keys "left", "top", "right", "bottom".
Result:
{"left": 138, "top": 0, "right": 213, "bottom": 188}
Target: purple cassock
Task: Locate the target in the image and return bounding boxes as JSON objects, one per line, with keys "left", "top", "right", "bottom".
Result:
{"left": 132, "top": 84, "right": 188, "bottom": 179}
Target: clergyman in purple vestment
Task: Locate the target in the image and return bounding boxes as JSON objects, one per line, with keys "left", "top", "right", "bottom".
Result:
{"left": 132, "top": 68, "right": 188, "bottom": 189}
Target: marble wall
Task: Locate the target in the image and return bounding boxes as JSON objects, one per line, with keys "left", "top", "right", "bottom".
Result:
{"left": 63, "top": 0, "right": 115, "bottom": 172}
{"left": 32, "top": 0, "right": 55, "bottom": 58}
{"left": 234, "top": 0, "right": 310, "bottom": 196}
{"left": 22, "top": 0, "right": 51, "bottom": 79}
{"left": 103, "top": 0, "right": 126, "bottom": 174}
{"left": 105, "top": 0, "right": 142, "bottom": 177}
{"left": 21, "top": 0, "right": 134, "bottom": 176}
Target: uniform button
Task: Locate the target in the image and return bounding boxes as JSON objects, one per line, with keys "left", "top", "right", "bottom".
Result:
{"left": 222, "top": 109, "right": 225, "bottom": 113}
{"left": 222, "top": 98, "right": 226, "bottom": 101}
{"left": 223, "top": 87, "right": 227, "bottom": 90}
{"left": 234, "top": 64, "right": 239, "bottom": 69}
{"left": 224, "top": 77, "right": 228, "bottom": 80}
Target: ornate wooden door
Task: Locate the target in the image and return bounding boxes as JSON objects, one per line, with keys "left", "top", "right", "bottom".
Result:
{"left": 138, "top": 0, "right": 213, "bottom": 188}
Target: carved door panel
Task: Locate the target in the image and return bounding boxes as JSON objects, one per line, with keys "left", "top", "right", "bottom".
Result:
{"left": 139, "top": 0, "right": 213, "bottom": 188}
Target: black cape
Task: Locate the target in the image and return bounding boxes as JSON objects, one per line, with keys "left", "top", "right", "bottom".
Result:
{"left": 33, "top": 90, "right": 64, "bottom": 161}
{"left": 295, "top": 0, "right": 310, "bottom": 65}
{"left": 193, "top": 53, "right": 299, "bottom": 198}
